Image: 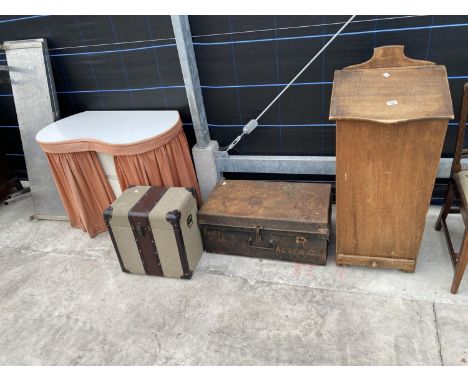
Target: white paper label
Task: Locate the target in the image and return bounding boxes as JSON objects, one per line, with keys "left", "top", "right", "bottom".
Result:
{"left": 386, "top": 100, "right": 398, "bottom": 106}
{"left": 383, "top": 72, "right": 391, "bottom": 78}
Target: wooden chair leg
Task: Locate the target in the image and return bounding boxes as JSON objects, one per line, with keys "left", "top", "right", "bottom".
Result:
{"left": 451, "top": 227, "right": 468, "bottom": 294}
{"left": 436, "top": 182, "right": 454, "bottom": 231}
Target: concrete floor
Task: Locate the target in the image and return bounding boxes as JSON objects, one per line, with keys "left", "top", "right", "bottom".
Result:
{"left": 1, "top": 195, "right": 468, "bottom": 365}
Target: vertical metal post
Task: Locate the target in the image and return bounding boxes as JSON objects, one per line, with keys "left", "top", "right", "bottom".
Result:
{"left": 4, "top": 38, "right": 66, "bottom": 219}
{"left": 171, "top": 15, "right": 211, "bottom": 148}
{"left": 171, "top": 16, "right": 221, "bottom": 201}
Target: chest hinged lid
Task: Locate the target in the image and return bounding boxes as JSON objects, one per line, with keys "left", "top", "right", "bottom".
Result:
{"left": 329, "top": 45, "right": 454, "bottom": 124}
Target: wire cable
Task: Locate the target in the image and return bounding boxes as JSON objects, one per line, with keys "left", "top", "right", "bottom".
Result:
{"left": 192, "top": 15, "right": 422, "bottom": 40}
{"left": 3, "top": 15, "right": 423, "bottom": 54}
{"left": 224, "top": 15, "right": 356, "bottom": 153}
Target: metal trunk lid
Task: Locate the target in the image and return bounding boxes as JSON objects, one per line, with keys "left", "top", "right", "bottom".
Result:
{"left": 198, "top": 180, "right": 331, "bottom": 236}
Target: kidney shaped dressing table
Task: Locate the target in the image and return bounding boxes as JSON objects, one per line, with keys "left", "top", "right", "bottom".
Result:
{"left": 36, "top": 111, "right": 200, "bottom": 237}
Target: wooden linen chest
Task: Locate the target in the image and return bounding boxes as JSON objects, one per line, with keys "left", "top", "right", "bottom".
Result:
{"left": 103, "top": 186, "right": 203, "bottom": 279}
{"left": 198, "top": 180, "right": 331, "bottom": 265}
{"left": 329, "top": 45, "right": 454, "bottom": 272}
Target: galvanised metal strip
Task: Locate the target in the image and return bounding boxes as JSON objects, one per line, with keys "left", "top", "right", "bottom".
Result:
{"left": 215, "top": 152, "right": 467, "bottom": 179}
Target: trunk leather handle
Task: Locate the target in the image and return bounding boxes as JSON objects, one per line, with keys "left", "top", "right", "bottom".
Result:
{"left": 249, "top": 227, "right": 276, "bottom": 250}
{"left": 248, "top": 237, "right": 277, "bottom": 251}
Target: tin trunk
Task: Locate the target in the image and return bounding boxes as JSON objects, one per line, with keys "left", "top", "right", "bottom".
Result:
{"left": 198, "top": 180, "right": 331, "bottom": 265}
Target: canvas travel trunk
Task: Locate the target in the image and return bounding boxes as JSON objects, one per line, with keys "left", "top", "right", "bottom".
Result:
{"left": 198, "top": 180, "right": 331, "bottom": 265}
{"left": 103, "top": 186, "right": 203, "bottom": 279}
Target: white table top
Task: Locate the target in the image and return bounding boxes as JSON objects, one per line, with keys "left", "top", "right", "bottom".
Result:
{"left": 36, "top": 111, "right": 181, "bottom": 144}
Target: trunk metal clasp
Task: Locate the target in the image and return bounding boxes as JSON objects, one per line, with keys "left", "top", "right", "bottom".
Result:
{"left": 136, "top": 222, "right": 145, "bottom": 237}
{"left": 255, "top": 226, "right": 263, "bottom": 242}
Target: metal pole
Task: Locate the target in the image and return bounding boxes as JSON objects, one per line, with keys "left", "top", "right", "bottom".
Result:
{"left": 171, "top": 15, "right": 211, "bottom": 148}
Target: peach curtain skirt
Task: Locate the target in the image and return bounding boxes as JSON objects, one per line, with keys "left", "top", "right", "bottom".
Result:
{"left": 113, "top": 128, "right": 202, "bottom": 205}
{"left": 45, "top": 151, "right": 115, "bottom": 237}
{"left": 39, "top": 122, "right": 201, "bottom": 237}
